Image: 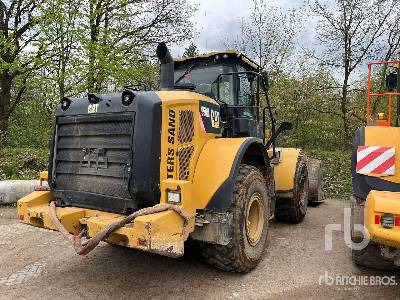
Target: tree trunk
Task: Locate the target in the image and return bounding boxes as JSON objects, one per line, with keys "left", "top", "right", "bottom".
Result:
{"left": 58, "top": 58, "right": 66, "bottom": 100}
{"left": 341, "top": 74, "right": 350, "bottom": 150}
{"left": 87, "top": 1, "right": 97, "bottom": 93}
{"left": 0, "top": 74, "right": 12, "bottom": 147}
{"left": 0, "top": 116, "right": 9, "bottom": 147}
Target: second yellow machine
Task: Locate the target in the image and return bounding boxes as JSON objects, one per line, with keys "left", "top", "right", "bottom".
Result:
{"left": 17, "top": 43, "right": 322, "bottom": 272}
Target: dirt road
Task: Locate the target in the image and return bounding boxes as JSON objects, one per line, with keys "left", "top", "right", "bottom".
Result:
{"left": 0, "top": 200, "right": 399, "bottom": 299}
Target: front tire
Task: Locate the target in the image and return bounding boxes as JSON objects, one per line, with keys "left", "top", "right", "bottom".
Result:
{"left": 200, "top": 164, "right": 271, "bottom": 272}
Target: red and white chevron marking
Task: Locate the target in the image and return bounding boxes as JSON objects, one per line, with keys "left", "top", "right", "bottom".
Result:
{"left": 356, "top": 146, "right": 396, "bottom": 175}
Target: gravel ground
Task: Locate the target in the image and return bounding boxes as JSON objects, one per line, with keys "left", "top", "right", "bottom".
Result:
{"left": 0, "top": 199, "right": 399, "bottom": 299}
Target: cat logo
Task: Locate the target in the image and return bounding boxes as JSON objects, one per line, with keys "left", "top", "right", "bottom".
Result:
{"left": 210, "top": 110, "right": 220, "bottom": 129}
{"left": 88, "top": 103, "right": 99, "bottom": 114}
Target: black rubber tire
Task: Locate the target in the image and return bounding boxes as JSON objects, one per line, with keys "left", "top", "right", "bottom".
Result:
{"left": 200, "top": 164, "right": 271, "bottom": 273}
{"left": 308, "top": 158, "right": 325, "bottom": 206}
{"left": 352, "top": 243, "right": 400, "bottom": 271}
{"left": 349, "top": 198, "right": 399, "bottom": 271}
{"left": 275, "top": 155, "right": 309, "bottom": 223}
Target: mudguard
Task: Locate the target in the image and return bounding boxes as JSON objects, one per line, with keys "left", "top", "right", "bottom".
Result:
{"left": 192, "top": 137, "right": 269, "bottom": 212}
{"left": 273, "top": 148, "right": 302, "bottom": 198}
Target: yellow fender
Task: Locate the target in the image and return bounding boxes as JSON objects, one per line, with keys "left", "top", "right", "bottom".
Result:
{"left": 192, "top": 137, "right": 270, "bottom": 212}
{"left": 273, "top": 148, "right": 302, "bottom": 198}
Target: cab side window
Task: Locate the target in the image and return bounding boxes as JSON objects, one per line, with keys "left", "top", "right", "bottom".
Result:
{"left": 237, "top": 66, "right": 256, "bottom": 118}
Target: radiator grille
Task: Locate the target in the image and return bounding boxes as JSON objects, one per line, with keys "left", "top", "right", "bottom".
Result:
{"left": 54, "top": 114, "right": 133, "bottom": 199}
{"left": 178, "top": 146, "right": 194, "bottom": 180}
{"left": 178, "top": 110, "right": 194, "bottom": 144}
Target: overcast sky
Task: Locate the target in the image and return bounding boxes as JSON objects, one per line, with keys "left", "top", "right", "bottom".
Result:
{"left": 172, "top": 0, "right": 309, "bottom": 57}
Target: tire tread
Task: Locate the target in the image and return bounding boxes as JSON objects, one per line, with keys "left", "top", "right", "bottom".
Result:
{"left": 200, "top": 164, "right": 270, "bottom": 272}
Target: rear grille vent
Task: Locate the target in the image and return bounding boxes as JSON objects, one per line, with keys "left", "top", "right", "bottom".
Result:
{"left": 178, "top": 110, "right": 194, "bottom": 144}
{"left": 178, "top": 146, "right": 194, "bottom": 180}
{"left": 54, "top": 114, "right": 133, "bottom": 199}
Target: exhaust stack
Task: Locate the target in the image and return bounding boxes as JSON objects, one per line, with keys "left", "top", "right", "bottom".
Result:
{"left": 156, "top": 42, "right": 174, "bottom": 90}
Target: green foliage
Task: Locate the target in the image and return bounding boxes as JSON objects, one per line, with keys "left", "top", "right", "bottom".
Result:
{"left": 7, "top": 100, "right": 54, "bottom": 149}
{"left": 269, "top": 70, "right": 364, "bottom": 150}
{"left": 183, "top": 42, "right": 199, "bottom": 58}
{"left": 0, "top": 148, "right": 49, "bottom": 180}
{"left": 0, "top": 0, "right": 197, "bottom": 147}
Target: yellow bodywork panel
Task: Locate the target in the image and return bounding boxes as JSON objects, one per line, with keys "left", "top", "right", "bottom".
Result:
{"left": 365, "top": 190, "right": 400, "bottom": 248}
{"left": 17, "top": 191, "right": 189, "bottom": 257}
{"left": 192, "top": 137, "right": 248, "bottom": 209}
{"left": 157, "top": 91, "right": 221, "bottom": 215}
{"left": 364, "top": 126, "right": 400, "bottom": 183}
{"left": 272, "top": 148, "right": 301, "bottom": 194}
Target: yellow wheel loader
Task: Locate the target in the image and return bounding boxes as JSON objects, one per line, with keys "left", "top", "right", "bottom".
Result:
{"left": 17, "top": 43, "right": 322, "bottom": 272}
{"left": 350, "top": 59, "right": 400, "bottom": 270}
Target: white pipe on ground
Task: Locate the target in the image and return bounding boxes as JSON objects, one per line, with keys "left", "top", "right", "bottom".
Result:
{"left": 0, "top": 180, "right": 47, "bottom": 205}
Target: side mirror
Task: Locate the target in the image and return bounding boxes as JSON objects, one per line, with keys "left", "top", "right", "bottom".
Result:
{"left": 279, "top": 121, "right": 293, "bottom": 132}
{"left": 386, "top": 72, "right": 397, "bottom": 92}
{"left": 265, "top": 121, "right": 293, "bottom": 149}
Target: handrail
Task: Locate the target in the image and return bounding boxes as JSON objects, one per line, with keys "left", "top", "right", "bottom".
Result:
{"left": 366, "top": 60, "right": 400, "bottom": 126}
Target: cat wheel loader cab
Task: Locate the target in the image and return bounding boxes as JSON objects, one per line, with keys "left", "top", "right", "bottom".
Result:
{"left": 17, "top": 42, "right": 322, "bottom": 273}
{"left": 350, "top": 59, "right": 400, "bottom": 270}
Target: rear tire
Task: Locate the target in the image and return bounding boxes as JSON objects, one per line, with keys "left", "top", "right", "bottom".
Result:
{"left": 352, "top": 243, "right": 399, "bottom": 271}
{"left": 349, "top": 197, "right": 399, "bottom": 271}
{"left": 308, "top": 158, "right": 324, "bottom": 206}
{"left": 200, "top": 164, "right": 271, "bottom": 273}
{"left": 275, "top": 155, "right": 309, "bottom": 223}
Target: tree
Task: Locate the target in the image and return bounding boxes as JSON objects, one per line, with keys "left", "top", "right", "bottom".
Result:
{"left": 39, "top": 0, "right": 84, "bottom": 102}
{"left": 183, "top": 42, "right": 199, "bottom": 58}
{"left": 227, "top": 0, "right": 302, "bottom": 75}
{"left": 309, "top": 0, "right": 397, "bottom": 148}
{"left": 0, "top": 0, "right": 49, "bottom": 146}
{"left": 84, "top": 0, "right": 196, "bottom": 92}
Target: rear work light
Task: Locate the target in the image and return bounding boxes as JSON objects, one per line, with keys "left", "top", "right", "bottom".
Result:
{"left": 122, "top": 90, "right": 135, "bottom": 106}
{"left": 167, "top": 190, "right": 181, "bottom": 204}
{"left": 380, "top": 214, "right": 395, "bottom": 229}
{"left": 60, "top": 97, "right": 72, "bottom": 111}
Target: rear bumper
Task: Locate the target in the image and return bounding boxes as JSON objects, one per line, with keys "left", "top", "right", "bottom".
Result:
{"left": 364, "top": 190, "right": 400, "bottom": 248}
{"left": 17, "top": 191, "right": 190, "bottom": 257}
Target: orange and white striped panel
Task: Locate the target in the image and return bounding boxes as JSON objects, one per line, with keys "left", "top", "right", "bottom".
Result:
{"left": 356, "top": 146, "right": 395, "bottom": 175}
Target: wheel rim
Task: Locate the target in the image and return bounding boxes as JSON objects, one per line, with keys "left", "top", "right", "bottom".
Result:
{"left": 246, "top": 193, "right": 264, "bottom": 246}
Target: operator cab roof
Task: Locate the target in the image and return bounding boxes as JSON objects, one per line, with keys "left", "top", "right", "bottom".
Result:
{"left": 174, "top": 50, "right": 260, "bottom": 72}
